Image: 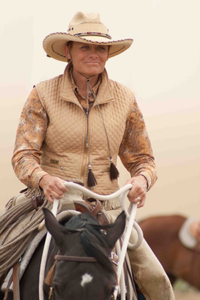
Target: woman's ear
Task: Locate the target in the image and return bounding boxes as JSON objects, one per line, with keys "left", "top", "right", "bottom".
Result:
{"left": 64, "top": 43, "right": 71, "bottom": 60}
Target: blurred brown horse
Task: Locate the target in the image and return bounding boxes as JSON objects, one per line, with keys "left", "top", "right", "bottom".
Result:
{"left": 139, "top": 215, "right": 200, "bottom": 290}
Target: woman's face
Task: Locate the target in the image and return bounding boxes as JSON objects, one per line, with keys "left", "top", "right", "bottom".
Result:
{"left": 64, "top": 42, "right": 109, "bottom": 78}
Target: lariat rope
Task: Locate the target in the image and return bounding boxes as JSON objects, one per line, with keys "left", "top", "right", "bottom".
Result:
{"left": 0, "top": 198, "right": 52, "bottom": 277}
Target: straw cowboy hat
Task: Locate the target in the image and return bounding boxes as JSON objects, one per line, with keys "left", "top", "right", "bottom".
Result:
{"left": 43, "top": 11, "right": 133, "bottom": 62}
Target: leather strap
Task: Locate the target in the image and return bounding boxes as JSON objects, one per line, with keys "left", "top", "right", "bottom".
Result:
{"left": 2, "top": 275, "right": 13, "bottom": 300}
{"left": 45, "top": 262, "right": 56, "bottom": 286}
{"left": 55, "top": 255, "right": 97, "bottom": 263}
{"left": 13, "top": 262, "right": 20, "bottom": 300}
{"left": 86, "top": 198, "right": 102, "bottom": 216}
{"left": 74, "top": 199, "right": 102, "bottom": 216}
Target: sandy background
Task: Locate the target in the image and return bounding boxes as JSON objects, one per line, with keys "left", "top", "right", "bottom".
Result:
{"left": 174, "top": 289, "right": 200, "bottom": 300}
{"left": 174, "top": 281, "right": 200, "bottom": 300}
{"left": 0, "top": 1, "right": 200, "bottom": 297}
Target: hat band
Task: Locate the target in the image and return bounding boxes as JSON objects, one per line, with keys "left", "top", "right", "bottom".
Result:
{"left": 74, "top": 32, "right": 112, "bottom": 40}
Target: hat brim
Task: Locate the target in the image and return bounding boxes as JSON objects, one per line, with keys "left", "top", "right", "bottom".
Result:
{"left": 43, "top": 32, "right": 133, "bottom": 62}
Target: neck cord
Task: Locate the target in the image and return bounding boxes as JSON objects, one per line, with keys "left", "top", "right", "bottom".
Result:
{"left": 86, "top": 78, "right": 97, "bottom": 187}
{"left": 76, "top": 71, "right": 119, "bottom": 186}
{"left": 87, "top": 80, "right": 113, "bottom": 163}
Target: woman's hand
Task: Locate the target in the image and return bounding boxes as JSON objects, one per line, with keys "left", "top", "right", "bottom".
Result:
{"left": 126, "top": 175, "right": 148, "bottom": 208}
{"left": 39, "top": 174, "right": 68, "bottom": 203}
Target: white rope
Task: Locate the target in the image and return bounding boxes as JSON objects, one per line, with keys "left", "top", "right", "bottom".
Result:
{"left": 117, "top": 203, "right": 137, "bottom": 281}
{"left": 39, "top": 199, "right": 59, "bottom": 300}
{"left": 63, "top": 181, "right": 133, "bottom": 201}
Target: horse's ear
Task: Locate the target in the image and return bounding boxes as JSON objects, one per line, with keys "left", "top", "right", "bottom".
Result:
{"left": 106, "top": 211, "right": 126, "bottom": 249}
{"left": 43, "top": 208, "right": 65, "bottom": 248}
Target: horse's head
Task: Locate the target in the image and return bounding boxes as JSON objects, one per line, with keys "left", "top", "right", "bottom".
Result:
{"left": 43, "top": 209, "right": 126, "bottom": 300}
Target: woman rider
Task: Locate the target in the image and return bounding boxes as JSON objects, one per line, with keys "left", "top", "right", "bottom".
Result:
{"left": 11, "top": 11, "right": 175, "bottom": 300}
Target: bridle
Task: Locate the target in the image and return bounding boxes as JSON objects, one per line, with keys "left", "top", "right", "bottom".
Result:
{"left": 45, "top": 253, "right": 117, "bottom": 300}
{"left": 45, "top": 254, "right": 96, "bottom": 300}
{"left": 55, "top": 254, "right": 97, "bottom": 263}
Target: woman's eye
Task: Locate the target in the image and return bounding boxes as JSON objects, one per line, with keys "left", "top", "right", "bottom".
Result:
{"left": 98, "top": 46, "right": 106, "bottom": 52}
{"left": 81, "top": 46, "right": 89, "bottom": 50}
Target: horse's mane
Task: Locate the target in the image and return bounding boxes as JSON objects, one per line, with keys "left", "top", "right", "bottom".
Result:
{"left": 64, "top": 213, "right": 115, "bottom": 273}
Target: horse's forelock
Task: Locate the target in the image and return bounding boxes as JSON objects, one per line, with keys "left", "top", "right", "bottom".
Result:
{"left": 62, "top": 214, "right": 114, "bottom": 273}
{"left": 80, "top": 226, "right": 114, "bottom": 273}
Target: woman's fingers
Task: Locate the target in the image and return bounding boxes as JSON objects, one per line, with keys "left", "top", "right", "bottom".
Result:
{"left": 126, "top": 175, "right": 147, "bottom": 208}
{"left": 39, "top": 174, "right": 68, "bottom": 203}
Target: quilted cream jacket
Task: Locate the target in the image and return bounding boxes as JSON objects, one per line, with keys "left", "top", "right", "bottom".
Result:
{"left": 12, "top": 65, "right": 157, "bottom": 209}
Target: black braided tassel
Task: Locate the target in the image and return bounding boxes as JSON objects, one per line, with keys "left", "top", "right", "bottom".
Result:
{"left": 110, "top": 159, "right": 119, "bottom": 180}
{"left": 87, "top": 166, "right": 97, "bottom": 187}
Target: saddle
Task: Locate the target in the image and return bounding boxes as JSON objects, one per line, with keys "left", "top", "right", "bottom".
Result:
{"left": 178, "top": 217, "right": 200, "bottom": 249}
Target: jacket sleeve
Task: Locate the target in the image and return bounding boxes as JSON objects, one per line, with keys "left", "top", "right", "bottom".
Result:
{"left": 118, "top": 100, "right": 157, "bottom": 191}
{"left": 12, "top": 87, "right": 48, "bottom": 189}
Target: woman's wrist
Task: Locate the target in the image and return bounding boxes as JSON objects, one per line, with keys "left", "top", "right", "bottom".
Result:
{"left": 39, "top": 174, "right": 51, "bottom": 189}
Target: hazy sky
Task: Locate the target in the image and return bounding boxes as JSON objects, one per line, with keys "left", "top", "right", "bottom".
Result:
{"left": 1, "top": 0, "right": 199, "bottom": 118}
{"left": 0, "top": 0, "right": 200, "bottom": 217}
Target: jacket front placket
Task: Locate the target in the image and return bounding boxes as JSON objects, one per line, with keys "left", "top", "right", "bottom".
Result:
{"left": 59, "top": 69, "right": 114, "bottom": 183}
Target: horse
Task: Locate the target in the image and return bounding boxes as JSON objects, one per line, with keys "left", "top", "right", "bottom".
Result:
{"left": 139, "top": 214, "right": 200, "bottom": 290}
{"left": 0, "top": 208, "right": 126, "bottom": 300}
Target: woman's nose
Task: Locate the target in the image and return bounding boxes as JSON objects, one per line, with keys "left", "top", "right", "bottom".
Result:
{"left": 88, "top": 48, "right": 98, "bottom": 57}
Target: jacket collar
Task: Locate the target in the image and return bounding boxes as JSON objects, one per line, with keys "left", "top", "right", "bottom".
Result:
{"left": 60, "top": 63, "right": 114, "bottom": 107}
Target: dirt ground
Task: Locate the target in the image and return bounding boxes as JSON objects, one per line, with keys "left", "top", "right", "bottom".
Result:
{"left": 174, "top": 289, "right": 200, "bottom": 300}
{"left": 174, "top": 281, "right": 200, "bottom": 300}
